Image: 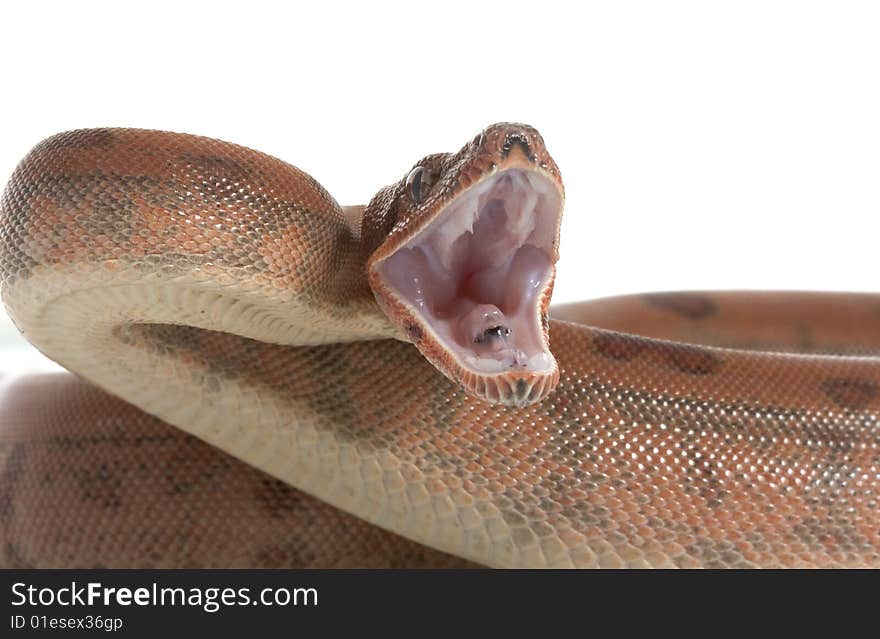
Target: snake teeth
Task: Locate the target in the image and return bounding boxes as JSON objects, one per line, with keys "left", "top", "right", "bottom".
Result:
{"left": 425, "top": 170, "right": 543, "bottom": 274}
{"left": 378, "top": 166, "right": 562, "bottom": 390}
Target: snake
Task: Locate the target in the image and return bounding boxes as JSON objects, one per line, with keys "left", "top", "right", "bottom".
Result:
{"left": 0, "top": 123, "right": 878, "bottom": 569}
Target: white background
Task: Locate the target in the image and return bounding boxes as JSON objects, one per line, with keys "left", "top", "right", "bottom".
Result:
{"left": 1, "top": 1, "right": 878, "bottom": 374}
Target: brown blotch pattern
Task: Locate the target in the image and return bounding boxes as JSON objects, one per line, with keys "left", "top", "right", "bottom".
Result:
{"left": 592, "top": 332, "right": 642, "bottom": 361}
{"left": 592, "top": 330, "right": 722, "bottom": 376}
{"left": 0, "top": 444, "right": 28, "bottom": 526}
{"left": 655, "top": 342, "right": 722, "bottom": 376}
{"left": 820, "top": 377, "right": 879, "bottom": 410}
{"left": 644, "top": 292, "right": 718, "bottom": 320}
{"left": 406, "top": 323, "right": 423, "bottom": 343}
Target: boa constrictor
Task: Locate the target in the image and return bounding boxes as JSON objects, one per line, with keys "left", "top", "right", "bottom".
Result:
{"left": 1, "top": 124, "right": 878, "bottom": 568}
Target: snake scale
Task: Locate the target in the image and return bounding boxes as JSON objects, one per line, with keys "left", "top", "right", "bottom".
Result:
{"left": 0, "top": 124, "right": 878, "bottom": 568}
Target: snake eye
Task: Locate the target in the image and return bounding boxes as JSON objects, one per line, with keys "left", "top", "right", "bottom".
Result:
{"left": 406, "top": 166, "right": 432, "bottom": 205}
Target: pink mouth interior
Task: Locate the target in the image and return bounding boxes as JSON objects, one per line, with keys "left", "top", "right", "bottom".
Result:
{"left": 379, "top": 169, "right": 561, "bottom": 374}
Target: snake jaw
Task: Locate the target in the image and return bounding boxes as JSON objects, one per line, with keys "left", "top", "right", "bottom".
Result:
{"left": 368, "top": 125, "right": 564, "bottom": 407}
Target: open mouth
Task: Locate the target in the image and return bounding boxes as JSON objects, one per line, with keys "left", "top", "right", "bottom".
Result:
{"left": 377, "top": 168, "right": 562, "bottom": 376}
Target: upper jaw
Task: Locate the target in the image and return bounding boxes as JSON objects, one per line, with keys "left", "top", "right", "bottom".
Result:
{"left": 370, "top": 163, "right": 564, "bottom": 406}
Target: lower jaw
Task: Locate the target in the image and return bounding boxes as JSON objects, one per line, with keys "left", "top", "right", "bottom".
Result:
{"left": 379, "top": 248, "right": 555, "bottom": 379}
{"left": 458, "top": 363, "right": 560, "bottom": 407}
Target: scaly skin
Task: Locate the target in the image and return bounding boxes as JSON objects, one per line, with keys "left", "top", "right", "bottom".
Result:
{"left": 0, "top": 125, "right": 878, "bottom": 567}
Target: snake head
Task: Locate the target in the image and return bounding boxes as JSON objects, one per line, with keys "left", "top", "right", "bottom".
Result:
{"left": 366, "top": 123, "right": 564, "bottom": 407}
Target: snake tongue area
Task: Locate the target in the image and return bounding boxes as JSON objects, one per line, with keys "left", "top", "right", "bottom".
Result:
{"left": 378, "top": 168, "right": 562, "bottom": 406}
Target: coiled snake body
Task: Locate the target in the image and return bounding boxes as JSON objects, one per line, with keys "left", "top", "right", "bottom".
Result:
{"left": 1, "top": 124, "right": 878, "bottom": 568}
